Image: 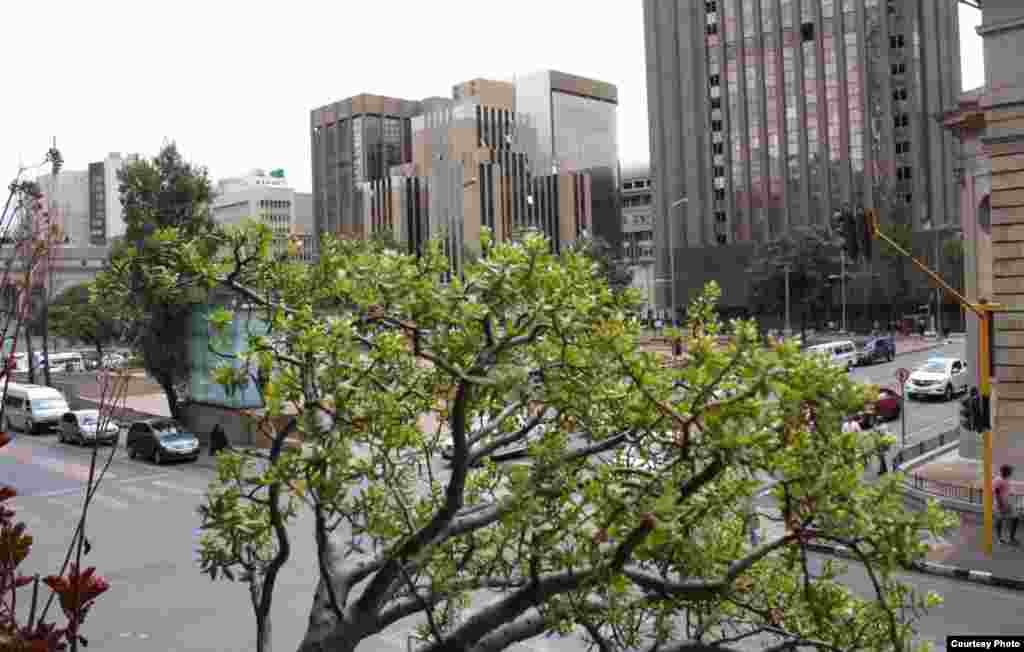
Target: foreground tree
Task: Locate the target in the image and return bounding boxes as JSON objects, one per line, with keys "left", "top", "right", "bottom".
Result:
{"left": 142, "top": 222, "right": 949, "bottom": 652}
{"left": 570, "top": 234, "right": 634, "bottom": 295}
{"left": 92, "top": 143, "right": 219, "bottom": 418}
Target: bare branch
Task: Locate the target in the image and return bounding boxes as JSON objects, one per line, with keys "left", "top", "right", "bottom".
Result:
{"left": 469, "top": 610, "right": 550, "bottom": 652}
{"left": 624, "top": 531, "right": 799, "bottom": 599}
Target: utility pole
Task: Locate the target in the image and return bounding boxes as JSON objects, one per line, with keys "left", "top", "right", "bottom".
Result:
{"left": 866, "top": 209, "right": 1000, "bottom": 556}
{"left": 784, "top": 264, "right": 792, "bottom": 336}
{"left": 841, "top": 249, "right": 847, "bottom": 333}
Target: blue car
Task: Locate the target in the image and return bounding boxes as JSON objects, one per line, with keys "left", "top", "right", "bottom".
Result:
{"left": 856, "top": 336, "right": 895, "bottom": 366}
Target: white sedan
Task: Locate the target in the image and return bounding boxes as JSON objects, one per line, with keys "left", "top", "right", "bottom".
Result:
{"left": 904, "top": 357, "right": 969, "bottom": 401}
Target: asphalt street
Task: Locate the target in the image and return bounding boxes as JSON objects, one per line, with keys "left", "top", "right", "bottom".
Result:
{"left": 848, "top": 340, "right": 965, "bottom": 447}
{"left": 1, "top": 339, "right": 1001, "bottom": 652}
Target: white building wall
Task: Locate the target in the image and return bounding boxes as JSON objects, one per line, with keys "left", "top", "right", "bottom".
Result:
{"left": 35, "top": 170, "right": 90, "bottom": 246}
{"left": 212, "top": 171, "right": 296, "bottom": 238}
{"left": 100, "top": 153, "right": 140, "bottom": 241}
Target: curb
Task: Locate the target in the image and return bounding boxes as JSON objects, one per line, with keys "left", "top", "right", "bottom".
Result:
{"left": 804, "top": 541, "right": 1024, "bottom": 591}
{"left": 894, "top": 339, "right": 951, "bottom": 358}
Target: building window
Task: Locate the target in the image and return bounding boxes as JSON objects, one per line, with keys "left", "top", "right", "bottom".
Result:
{"left": 714, "top": 211, "right": 727, "bottom": 223}
{"left": 712, "top": 120, "right": 723, "bottom": 132}
{"left": 705, "top": 1, "right": 717, "bottom": 11}
{"left": 711, "top": 98, "right": 722, "bottom": 109}
{"left": 897, "top": 166, "right": 913, "bottom": 180}
{"left": 713, "top": 166, "right": 725, "bottom": 178}
{"left": 895, "top": 141, "right": 910, "bottom": 154}
{"left": 890, "top": 34, "right": 905, "bottom": 48}
{"left": 904, "top": 193, "right": 913, "bottom": 204}
{"left": 893, "top": 87, "right": 908, "bottom": 102}
{"left": 716, "top": 234, "right": 728, "bottom": 245}
{"left": 894, "top": 113, "right": 909, "bottom": 128}
{"left": 801, "top": 22, "right": 815, "bottom": 42}
{"left": 706, "top": 23, "right": 718, "bottom": 35}
{"left": 712, "top": 142, "right": 724, "bottom": 155}
{"left": 891, "top": 63, "right": 906, "bottom": 75}
{"left": 714, "top": 188, "right": 726, "bottom": 200}
{"left": 709, "top": 74, "right": 720, "bottom": 87}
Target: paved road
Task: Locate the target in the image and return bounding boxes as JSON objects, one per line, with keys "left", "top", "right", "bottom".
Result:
{"left": 849, "top": 341, "right": 965, "bottom": 447}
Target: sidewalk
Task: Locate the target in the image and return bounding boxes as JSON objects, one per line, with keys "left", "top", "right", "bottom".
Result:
{"left": 893, "top": 335, "right": 950, "bottom": 357}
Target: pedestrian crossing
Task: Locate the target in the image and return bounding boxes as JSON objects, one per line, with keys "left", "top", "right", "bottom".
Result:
{"left": 4, "top": 473, "right": 212, "bottom": 530}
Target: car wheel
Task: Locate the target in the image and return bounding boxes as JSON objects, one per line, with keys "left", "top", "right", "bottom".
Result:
{"left": 25, "top": 419, "right": 34, "bottom": 435}
{"left": 2, "top": 416, "right": 9, "bottom": 433}
{"left": 153, "top": 448, "right": 163, "bottom": 465}
{"left": 944, "top": 384, "right": 953, "bottom": 402}
{"left": 888, "top": 350, "right": 895, "bottom": 362}
{"left": 128, "top": 444, "right": 137, "bottom": 459}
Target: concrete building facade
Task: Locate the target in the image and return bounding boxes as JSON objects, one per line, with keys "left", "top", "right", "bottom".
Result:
{"left": 212, "top": 169, "right": 295, "bottom": 238}
{"left": 975, "top": 1, "right": 1024, "bottom": 469}
{"left": 621, "top": 164, "right": 656, "bottom": 317}
{"left": 643, "top": 0, "right": 962, "bottom": 316}
{"left": 87, "top": 153, "right": 141, "bottom": 246}
{"left": 34, "top": 170, "right": 90, "bottom": 246}
{"left": 310, "top": 71, "right": 619, "bottom": 260}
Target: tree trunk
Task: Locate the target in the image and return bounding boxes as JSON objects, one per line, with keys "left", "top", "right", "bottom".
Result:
{"left": 156, "top": 374, "right": 181, "bottom": 420}
{"left": 25, "top": 324, "right": 36, "bottom": 385}
{"left": 295, "top": 579, "right": 356, "bottom": 652}
{"left": 41, "top": 300, "right": 52, "bottom": 387}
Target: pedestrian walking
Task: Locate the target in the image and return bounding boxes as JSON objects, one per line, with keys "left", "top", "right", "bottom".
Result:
{"left": 209, "top": 423, "right": 230, "bottom": 456}
{"left": 994, "top": 464, "right": 1019, "bottom": 545}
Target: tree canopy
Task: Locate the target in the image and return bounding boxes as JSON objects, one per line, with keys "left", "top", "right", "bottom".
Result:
{"left": 132, "top": 220, "right": 955, "bottom": 652}
{"left": 44, "top": 283, "right": 122, "bottom": 358}
{"left": 747, "top": 226, "right": 842, "bottom": 328}
{"left": 570, "top": 235, "right": 634, "bottom": 295}
{"left": 91, "top": 143, "right": 220, "bottom": 418}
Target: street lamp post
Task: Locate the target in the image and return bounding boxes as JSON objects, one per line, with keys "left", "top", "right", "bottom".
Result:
{"left": 665, "top": 197, "right": 687, "bottom": 325}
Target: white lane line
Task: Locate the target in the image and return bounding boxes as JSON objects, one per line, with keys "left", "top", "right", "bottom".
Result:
{"left": 151, "top": 480, "right": 206, "bottom": 496}
{"left": 114, "top": 483, "right": 169, "bottom": 503}
{"left": 29, "top": 472, "right": 172, "bottom": 498}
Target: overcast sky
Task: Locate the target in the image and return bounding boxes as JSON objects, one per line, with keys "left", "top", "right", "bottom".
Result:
{"left": 5, "top": 1, "right": 984, "bottom": 194}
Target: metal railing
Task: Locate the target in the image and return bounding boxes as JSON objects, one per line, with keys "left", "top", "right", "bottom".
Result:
{"left": 891, "top": 429, "right": 956, "bottom": 468}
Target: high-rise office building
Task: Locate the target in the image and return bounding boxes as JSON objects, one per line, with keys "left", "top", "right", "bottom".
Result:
{"left": 34, "top": 170, "right": 89, "bottom": 246}
{"left": 310, "top": 71, "right": 619, "bottom": 260}
{"left": 87, "top": 152, "right": 141, "bottom": 245}
{"left": 621, "top": 164, "right": 656, "bottom": 316}
{"left": 643, "top": 0, "right": 961, "bottom": 313}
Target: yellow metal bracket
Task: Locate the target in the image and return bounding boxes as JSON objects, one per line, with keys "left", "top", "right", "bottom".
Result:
{"left": 867, "top": 209, "right": 1002, "bottom": 556}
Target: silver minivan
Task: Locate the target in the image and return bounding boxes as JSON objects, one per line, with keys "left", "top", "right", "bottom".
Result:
{"left": 805, "top": 340, "right": 858, "bottom": 372}
{"left": 2, "top": 383, "right": 71, "bottom": 434}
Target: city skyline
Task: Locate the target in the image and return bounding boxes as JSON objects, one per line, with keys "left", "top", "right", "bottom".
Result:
{"left": 3, "top": 1, "right": 983, "bottom": 196}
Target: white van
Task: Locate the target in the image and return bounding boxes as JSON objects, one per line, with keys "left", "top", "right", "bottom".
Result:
{"left": 2, "top": 383, "right": 71, "bottom": 434}
{"left": 805, "top": 340, "right": 857, "bottom": 372}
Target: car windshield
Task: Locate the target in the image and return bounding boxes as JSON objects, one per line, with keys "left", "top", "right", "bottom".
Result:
{"left": 32, "top": 399, "right": 65, "bottom": 411}
{"left": 919, "top": 362, "right": 948, "bottom": 374}
{"left": 153, "top": 422, "right": 190, "bottom": 440}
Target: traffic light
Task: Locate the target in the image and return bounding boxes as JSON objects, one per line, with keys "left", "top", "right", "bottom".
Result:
{"left": 960, "top": 388, "right": 979, "bottom": 432}
{"left": 860, "top": 208, "right": 874, "bottom": 260}
{"left": 843, "top": 209, "right": 859, "bottom": 261}
{"left": 978, "top": 394, "right": 992, "bottom": 432}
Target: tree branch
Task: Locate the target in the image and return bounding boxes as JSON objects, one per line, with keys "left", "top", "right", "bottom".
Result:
{"left": 624, "top": 531, "right": 799, "bottom": 599}
{"left": 355, "top": 379, "right": 474, "bottom": 616}
{"left": 468, "top": 610, "right": 550, "bottom": 652}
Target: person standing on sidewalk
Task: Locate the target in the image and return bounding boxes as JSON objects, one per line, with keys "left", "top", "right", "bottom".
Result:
{"left": 994, "top": 464, "right": 1019, "bottom": 545}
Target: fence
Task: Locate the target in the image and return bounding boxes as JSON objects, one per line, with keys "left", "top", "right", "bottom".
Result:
{"left": 894, "top": 428, "right": 1024, "bottom": 511}
{"left": 891, "top": 429, "right": 957, "bottom": 468}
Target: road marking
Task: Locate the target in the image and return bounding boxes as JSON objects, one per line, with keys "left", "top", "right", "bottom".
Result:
{"left": 29, "top": 472, "right": 172, "bottom": 498}
{"left": 115, "top": 484, "right": 169, "bottom": 503}
{"left": 151, "top": 480, "right": 206, "bottom": 496}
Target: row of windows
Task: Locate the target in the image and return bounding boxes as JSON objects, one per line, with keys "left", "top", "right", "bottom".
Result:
{"left": 622, "top": 195, "right": 652, "bottom": 208}
{"left": 622, "top": 179, "right": 650, "bottom": 190}
{"left": 258, "top": 199, "right": 291, "bottom": 209}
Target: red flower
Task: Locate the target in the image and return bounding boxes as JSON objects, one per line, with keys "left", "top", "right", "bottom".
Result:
{"left": 0, "top": 487, "right": 16, "bottom": 503}
{"left": 43, "top": 565, "right": 109, "bottom": 623}
{"left": 0, "top": 431, "right": 10, "bottom": 449}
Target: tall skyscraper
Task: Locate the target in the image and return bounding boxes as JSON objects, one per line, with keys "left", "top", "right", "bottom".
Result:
{"left": 309, "top": 71, "right": 620, "bottom": 260}
{"left": 643, "top": 0, "right": 961, "bottom": 314}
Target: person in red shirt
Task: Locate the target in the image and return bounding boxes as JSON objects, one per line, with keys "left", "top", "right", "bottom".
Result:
{"left": 994, "top": 464, "right": 1018, "bottom": 545}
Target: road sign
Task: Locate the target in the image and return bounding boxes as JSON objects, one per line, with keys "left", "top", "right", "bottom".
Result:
{"left": 896, "top": 368, "right": 910, "bottom": 384}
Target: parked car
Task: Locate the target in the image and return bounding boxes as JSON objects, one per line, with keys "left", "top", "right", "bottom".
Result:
{"left": 866, "top": 387, "right": 902, "bottom": 422}
{"left": 59, "top": 410, "right": 120, "bottom": 446}
{"left": 102, "top": 353, "right": 125, "bottom": 369}
{"left": 126, "top": 419, "right": 201, "bottom": 464}
{"left": 1, "top": 383, "right": 71, "bottom": 434}
{"left": 804, "top": 340, "right": 857, "bottom": 371}
{"left": 856, "top": 335, "right": 895, "bottom": 366}
{"left": 904, "top": 357, "right": 969, "bottom": 401}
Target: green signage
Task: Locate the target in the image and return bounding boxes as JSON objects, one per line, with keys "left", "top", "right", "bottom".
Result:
{"left": 270, "top": 169, "right": 285, "bottom": 178}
